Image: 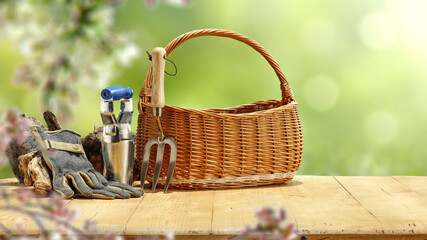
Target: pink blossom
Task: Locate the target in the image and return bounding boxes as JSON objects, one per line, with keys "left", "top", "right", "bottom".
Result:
{"left": 238, "top": 207, "right": 298, "bottom": 240}
{"left": 17, "top": 186, "right": 35, "bottom": 204}
{"left": 15, "top": 130, "right": 29, "bottom": 145}
{"left": 83, "top": 219, "right": 100, "bottom": 235}
{"left": 48, "top": 192, "right": 70, "bottom": 219}
{"left": 278, "top": 208, "right": 286, "bottom": 221}
{"left": 15, "top": 218, "right": 28, "bottom": 236}
{"left": 259, "top": 236, "right": 267, "bottom": 240}
{"left": 0, "top": 108, "right": 31, "bottom": 155}
{"left": 240, "top": 225, "right": 250, "bottom": 235}
{"left": 0, "top": 157, "right": 7, "bottom": 168}
{"left": 255, "top": 207, "right": 276, "bottom": 227}
{"left": 49, "top": 150, "right": 58, "bottom": 158}
{"left": 0, "top": 135, "right": 11, "bottom": 152}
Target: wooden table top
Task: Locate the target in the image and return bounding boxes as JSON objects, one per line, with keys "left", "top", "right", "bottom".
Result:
{"left": 0, "top": 176, "right": 426, "bottom": 239}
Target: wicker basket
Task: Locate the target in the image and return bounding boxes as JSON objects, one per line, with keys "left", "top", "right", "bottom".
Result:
{"left": 135, "top": 29, "right": 303, "bottom": 189}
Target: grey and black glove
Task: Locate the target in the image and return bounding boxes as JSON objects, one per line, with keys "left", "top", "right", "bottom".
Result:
{"left": 30, "top": 126, "right": 142, "bottom": 199}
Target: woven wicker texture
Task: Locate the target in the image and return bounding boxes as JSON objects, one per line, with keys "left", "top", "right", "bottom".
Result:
{"left": 136, "top": 29, "right": 303, "bottom": 189}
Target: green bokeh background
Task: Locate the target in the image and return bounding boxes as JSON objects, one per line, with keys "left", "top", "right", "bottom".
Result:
{"left": 1, "top": 0, "right": 426, "bottom": 178}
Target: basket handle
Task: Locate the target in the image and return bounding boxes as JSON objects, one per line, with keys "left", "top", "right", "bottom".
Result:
{"left": 140, "top": 28, "right": 294, "bottom": 105}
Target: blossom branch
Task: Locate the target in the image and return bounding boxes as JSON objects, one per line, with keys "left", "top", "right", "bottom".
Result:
{"left": 0, "top": 205, "right": 91, "bottom": 240}
{"left": 0, "top": 222, "right": 13, "bottom": 239}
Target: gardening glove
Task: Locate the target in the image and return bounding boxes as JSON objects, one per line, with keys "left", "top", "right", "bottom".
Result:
{"left": 30, "top": 126, "right": 142, "bottom": 199}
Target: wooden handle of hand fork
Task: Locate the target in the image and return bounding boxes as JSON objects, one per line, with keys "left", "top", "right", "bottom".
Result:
{"left": 151, "top": 47, "right": 166, "bottom": 108}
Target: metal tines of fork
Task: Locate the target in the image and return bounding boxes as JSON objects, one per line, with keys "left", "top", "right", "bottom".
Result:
{"left": 141, "top": 133, "right": 177, "bottom": 193}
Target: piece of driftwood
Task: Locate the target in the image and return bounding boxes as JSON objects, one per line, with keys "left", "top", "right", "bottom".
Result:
{"left": 82, "top": 125, "right": 104, "bottom": 173}
{"left": 18, "top": 151, "right": 41, "bottom": 186}
{"left": 6, "top": 114, "right": 46, "bottom": 184}
{"left": 43, "top": 109, "right": 62, "bottom": 131}
{"left": 7, "top": 110, "right": 61, "bottom": 183}
{"left": 18, "top": 151, "right": 51, "bottom": 195}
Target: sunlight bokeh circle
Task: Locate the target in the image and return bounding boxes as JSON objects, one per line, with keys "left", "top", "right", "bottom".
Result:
{"left": 359, "top": 12, "right": 397, "bottom": 50}
{"left": 300, "top": 17, "right": 336, "bottom": 54}
{"left": 364, "top": 110, "right": 399, "bottom": 144}
{"left": 303, "top": 75, "right": 339, "bottom": 111}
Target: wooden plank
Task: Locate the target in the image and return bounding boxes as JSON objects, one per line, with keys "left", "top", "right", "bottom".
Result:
{"left": 279, "top": 176, "right": 383, "bottom": 236}
{"left": 0, "top": 191, "right": 73, "bottom": 235}
{"left": 336, "top": 176, "right": 427, "bottom": 235}
{"left": 0, "top": 178, "right": 21, "bottom": 185}
{"left": 211, "top": 184, "right": 295, "bottom": 236}
{"left": 0, "top": 179, "right": 143, "bottom": 235}
{"left": 301, "top": 234, "right": 427, "bottom": 240}
{"left": 0, "top": 205, "right": 42, "bottom": 235}
{"left": 0, "top": 179, "right": 22, "bottom": 198}
{"left": 124, "top": 235, "right": 229, "bottom": 240}
{"left": 0, "top": 179, "right": 144, "bottom": 235}
{"left": 0, "top": 179, "right": 39, "bottom": 235}
{"left": 0, "top": 178, "right": 42, "bottom": 235}
{"left": 125, "top": 190, "right": 214, "bottom": 236}
{"left": 66, "top": 196, "right": 142, "bottom": 233}
{"left": 393, "top": 176, "right": 427, "bottom": 197}
{"left": 1, "top": 176, "right": 427, "bottom": 239}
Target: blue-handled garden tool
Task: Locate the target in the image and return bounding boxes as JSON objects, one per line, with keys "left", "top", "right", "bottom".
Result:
{"left": 100, "top": 85, "right": 134, "bottom": 185}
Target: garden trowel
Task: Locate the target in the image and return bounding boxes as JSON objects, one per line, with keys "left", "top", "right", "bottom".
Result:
{"left": 100, "top": 85, "right": 134, "bottom": 185}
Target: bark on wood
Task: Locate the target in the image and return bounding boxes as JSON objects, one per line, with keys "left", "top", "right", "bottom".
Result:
{"left": 29, "top": 156, "right": 52, "bottom": 195}
{"left": 18, "top": 151, "right": 52, "bottom": 195}
{"left": 6, "top": 114, "right": 46, "bottom": 184}
{"left": 18, "top": 151, "right": 41, "bottom": 186}
{"left": 81, "top": 125, "right": 104, "bottom": 174}
{"left": 7, "top": 110, "right": 60, "bottom": 183}
{"left": 43, "top": 110, "right": 62, "bottom": 131}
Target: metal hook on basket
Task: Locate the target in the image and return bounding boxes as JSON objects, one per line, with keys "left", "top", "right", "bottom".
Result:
{"left": 146, "top": 51, "right": 177, "bottom": 76}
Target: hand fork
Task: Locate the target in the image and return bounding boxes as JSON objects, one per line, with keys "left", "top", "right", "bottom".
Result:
{"left": 140, "top": 47, "right": 177, "bottom": 193}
